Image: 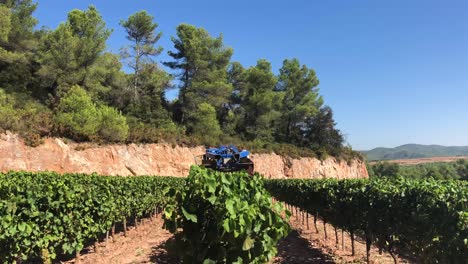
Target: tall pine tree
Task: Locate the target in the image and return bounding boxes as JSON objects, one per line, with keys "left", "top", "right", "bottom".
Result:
{"left": 120, "top": 11, "right": 163, "bottom": 102}
{"left": 276, "top": 58, "right": 323, "bottom": 143}
{"left": 0, "top": 0, "right": 39, "bottom": 94}
{"left": 240, "top": 59, "right": 281, "bottom": 142}
{"left": 164, "top": 23, "right": 233, "bottom": 131}
{"left": 37, "top": 6, "right": 111, "bottom": 98}
{"left": 120, "top": 11, "right": 173, "bottom": 128}
{"left": 304, "top": 106, "right": 344, "bottom": 155}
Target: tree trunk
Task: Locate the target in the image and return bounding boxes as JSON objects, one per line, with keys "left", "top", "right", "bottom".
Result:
{"left": 75, "top": 251, "right": 81, "bottom": 264}
{"left": 94, "top": 241, "right": 99, "bottom": 253}
{"left": 342, "top": 229, "right": 345, "bottom": 250}
{"left": 351, "top": 230, "right": 355, "bottom": 256}
{"left": 389, "top": 250, "right": 399, "bottom": 264}
{"left": 111, "top": 224, "right": 116, "bottom": 242}
{"left": 306, "top": 213, "right": 310, "bottom": 230}
{"left": 314, "top": 211, "right": 319, "bottom": 233}
{"left": 323, "top": 220, "right": 328, "bottom": 239}
{"left": 123, "top": 217, "right": 127, "bottom": 237}
{"left": 133, "top": 40, "right": 141, "bottom": 102}
{"left": 366, "top": 232, "right": 372, "bottom": 264}
{"left": 335, "top": 227, "right": 339, "bottom": 247}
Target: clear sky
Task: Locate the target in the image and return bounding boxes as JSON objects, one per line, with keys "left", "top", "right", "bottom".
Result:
{"left": 33, "top": 0, "right": 468, "bottom": 150}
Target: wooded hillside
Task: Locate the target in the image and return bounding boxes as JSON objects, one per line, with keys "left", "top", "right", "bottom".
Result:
{"left": 0, "top": 1, "right": 359, "bottom": 160}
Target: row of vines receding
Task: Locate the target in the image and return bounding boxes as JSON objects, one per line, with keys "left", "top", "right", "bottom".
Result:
{"left": 0, "top": 171, "right": 184, "bottom": 263}
{"left": 2, "top": 169, "right": 466, "bottom": 263}
{"left": 264, "top": 177, "right": 468, "bottom": 264}
{"left": 163, "top": 166, "right": 290, "bottom": 264}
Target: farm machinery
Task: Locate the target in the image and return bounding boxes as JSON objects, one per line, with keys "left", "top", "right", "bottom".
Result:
{"left": 197, "top": 145, "right": 254, "bottom": 175}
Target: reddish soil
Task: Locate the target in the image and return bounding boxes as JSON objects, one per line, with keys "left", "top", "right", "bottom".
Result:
{"left": 70, "top": 216, "right": 177, "bottom": 264}
{"left": 369, "top": 156, "right": 468, "bottom": 166}
{"left": 285, "top": 208, "right": 409, "bottom": 264}
{"left": 67, "top": 212, "right": 409, "bottom": 264}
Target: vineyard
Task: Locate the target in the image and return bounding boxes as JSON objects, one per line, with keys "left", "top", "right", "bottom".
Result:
{"left": 265, "top": 178, "right": 468, "bottom": 263}
{"left": 0, "top": 171, "right": 183, "bottom": 262}
{"left": 1, "top": 168, "right": 467, "bottom": 263}
{"left": 163, "top": 166, "right": 290, "bottom": 263}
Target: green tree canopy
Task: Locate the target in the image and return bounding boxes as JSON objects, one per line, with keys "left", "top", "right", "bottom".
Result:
{"left": 0, "top": 5, "right": 11, "bottom": 43}
{"left": 120, "top": 10, "right": 163, "bottom": 102}
{"left": 37, "top": 5, "right": 111, "bottom": 97}
{"left": 84, "top": 52, "right": 128, "bottom": 104}
{"left": 125, "top": 63, "right": 174, "bottom": 128}
{"left": 370, "top": 161, "right": 401, "bottom": 178}
{"left": 119, "top": 11, "right": 174, "bottom": 130}
{"left": 304, "top": 106, "right": 344, "bottom": 156}
{"left": 0, "top": 0, "right": 38, "bottom": 51}
{"left": 189, "top": 103, "right": 222, "bottom": 145}
{"left": 0, "top": 3, "right": 352, "bottom": 158}
{"left": 98, "top": 104, "right": 129, "bottom": 142}
{"left": 277, "top": 58, "right": 323, "bottom": 143}
{"left": 55, "top": 85, "right": 129, "bottom": 142}
{"left": 164, "top": 23, "right": 233, "bottom": 125}
{"left": 0, "top": 0, "right": 39, "bottom": 94}
{"left": 240, "top": 59, "right": 281, "bottom": 141}
{"left": 54, "top": 85, "right": 101, "bottom": 141}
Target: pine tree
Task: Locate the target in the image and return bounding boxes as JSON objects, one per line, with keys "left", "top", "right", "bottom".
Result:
{"left": 120, "top": 11, "right": 173, "bottom": 128}
{"left": 164, "top": 24, "right": 233, "bottom": 127}
{"left": 190, "top": 103, "right": 222, "bottom": 145}
{"left": 125, "top": 63, "right": 174, "bottom": 128}
{"left": 120, "top": 11, "right": 163, "bottom": 102}
{"left": 277, "top": 58, "right": 323, "bottom": 143}
{"left": 240, "top": 59, "right": 281, "bottom": 141}
{"left": 37, "top": 6, "right": 111, "bottom": 97}
{"left": 0, "top": 0, "right": 39, "bottom": 94}
{"left": 304, "top": 106, "right": 344, "bottom": 156}
{"left": 221, "top": 61, "right": 246, "bottom": 135}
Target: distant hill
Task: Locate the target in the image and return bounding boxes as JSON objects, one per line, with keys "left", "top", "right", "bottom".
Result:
{"left": 362, "top": 144, "right": 468, "bottom": 161}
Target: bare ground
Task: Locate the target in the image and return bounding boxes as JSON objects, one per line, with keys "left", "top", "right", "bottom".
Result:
{"left": 369, "top": 156, "right": 468, "bottom": 166}
{"left": 70, "top": 216, "right": 176, "bottom": 264}
{"left": 66, "top": 212, "right": 409, "bottom": 264}
{"left": 285, "top": 209, "right": 410, "bottom": 264}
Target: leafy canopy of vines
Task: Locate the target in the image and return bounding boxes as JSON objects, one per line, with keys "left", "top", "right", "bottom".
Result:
{"left": 163, "top": 166, "right": 290, "bottom": 264}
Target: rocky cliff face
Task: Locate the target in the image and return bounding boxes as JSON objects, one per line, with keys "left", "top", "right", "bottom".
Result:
{"left": 0, "top": 132, "right": 368, "bottom": 179}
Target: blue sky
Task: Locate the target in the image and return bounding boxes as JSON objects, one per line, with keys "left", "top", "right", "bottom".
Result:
{"left": 33, "top": 0, "right": 468, "bottom": 150}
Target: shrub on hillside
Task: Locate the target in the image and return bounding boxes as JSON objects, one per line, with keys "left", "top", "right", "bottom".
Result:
{"left": 188, "top": 103, "right": 222, "bottom": 146}
{"left": 126, "top": 118, "right": 184, "bottom": 145}
{"left": 0, "top": 89, "right": 53, "bottom": 146}
{"left": 54, "top": 85, "right": 101, "bottom": 141}
{"left": 0, "top": 88, "right": 19, "bottom": 131}
{"left": 98, "top": 105, "right": 129, "bottom": 142}
{"left": 163, "top": 166, "right": 290, "bottom": 263}
{"left": 55, "top": 85, "right": 130, "bottom": 142}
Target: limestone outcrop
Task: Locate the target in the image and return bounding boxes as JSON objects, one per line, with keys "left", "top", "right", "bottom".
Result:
{"left": 0, "top": 132, "right": 368, "bottom": 179}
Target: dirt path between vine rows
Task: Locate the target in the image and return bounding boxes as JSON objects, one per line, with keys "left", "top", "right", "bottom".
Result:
{"left": 67, "top": 213, "right": 408, "bottom": 264}
{"left": 285, "top": 208, "right": 410, "bottom": 264}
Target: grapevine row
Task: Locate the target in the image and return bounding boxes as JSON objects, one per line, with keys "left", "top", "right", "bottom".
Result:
{"left": 264, "top": 178, "right": 467, "bottom": 263}
{"left": 163, "top": 166, "right": 290, "bottom": 263}
{"left": 0, "top": 171, "right": 183, "bottom": 263}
